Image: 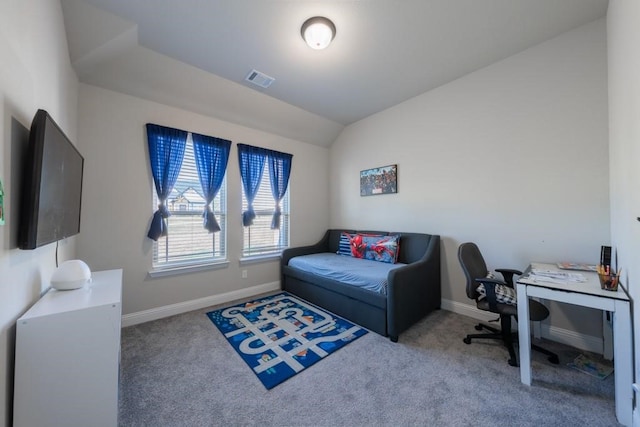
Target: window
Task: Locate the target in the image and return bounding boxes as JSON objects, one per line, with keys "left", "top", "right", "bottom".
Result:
{"left": 152, "top": 134, "right": 227, "bottom": 268}
{"left": 238, "top": 144, "right": 292, "bottom": 258}
{"left": 242, "top": 172, "right": 289, "bottom": 257}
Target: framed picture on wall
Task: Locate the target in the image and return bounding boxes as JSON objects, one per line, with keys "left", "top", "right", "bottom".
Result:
{"left": 360, "top": 164, "right": 397, "bottom": 196}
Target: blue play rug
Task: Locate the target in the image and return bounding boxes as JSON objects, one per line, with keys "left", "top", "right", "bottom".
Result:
{"left": 206, "top": 292, "right": 368, "bottom": 389}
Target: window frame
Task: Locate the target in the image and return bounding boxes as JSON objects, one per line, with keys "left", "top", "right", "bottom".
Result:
{"left": 150, "top": 133, "right": 228, "bottom": 275}
{"left": 241, "top": 167, "right": 290, "bottom": 259}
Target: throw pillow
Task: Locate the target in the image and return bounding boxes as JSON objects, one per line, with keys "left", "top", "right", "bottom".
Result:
{"left": 361, "top": 234, "right": 400, "bottom": 264}
{"left": 336, "top": 232, "right": 401, "bottom": 263}
{"left": 336, "top": 232, "right": 356, "bottom": 257}
{"left": 476, "top": 272, "right": 517, "bottom": 306}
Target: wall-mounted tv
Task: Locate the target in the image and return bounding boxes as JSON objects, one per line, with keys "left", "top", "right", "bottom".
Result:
{"left": 19, "top": 109, "right": 84, "bottom": 250}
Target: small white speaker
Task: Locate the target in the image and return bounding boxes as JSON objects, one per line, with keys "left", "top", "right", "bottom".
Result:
{"left": 50, "top": 260, "right": 92, "bottom": 290}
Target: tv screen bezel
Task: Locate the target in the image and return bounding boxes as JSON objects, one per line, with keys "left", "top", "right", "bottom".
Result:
{"left": 19, "top": 109, "right": 84, "bottom": 250}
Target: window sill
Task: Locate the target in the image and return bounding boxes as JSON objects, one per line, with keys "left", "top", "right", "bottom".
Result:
{"left": 239, "top": 253, "right": 282, "bottom": 265}
{"left": 148, "top": 260, "right": 229, "bottom": 278}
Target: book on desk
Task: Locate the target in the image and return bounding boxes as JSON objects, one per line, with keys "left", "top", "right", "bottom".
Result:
{"left": 556, "top": 262, "right": 597, "bottom": 272}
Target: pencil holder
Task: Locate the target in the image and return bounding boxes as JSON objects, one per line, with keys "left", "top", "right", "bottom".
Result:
{"left": 598, "top": 273, "right": 619, "bottom": 291}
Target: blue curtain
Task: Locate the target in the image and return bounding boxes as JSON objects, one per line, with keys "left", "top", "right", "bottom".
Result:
{"left": 146, "top": 124, "right": 187, "bottom": 241}
{"left": 268, "top": 150, "right": 293, "bottom": 229}
{"left": 237, "top": 144, "right": 267, "bottom": 226}
{"left": 192, "top": 133, "right": 231, "bottom": 233}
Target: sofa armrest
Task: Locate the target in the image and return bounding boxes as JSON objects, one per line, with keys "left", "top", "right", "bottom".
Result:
{"left": 281, "top": 230, "right": 330, "bottom": 267}
{"left": 281, "top": 244, "right": 324, "bottom": 265}
{"left": 386, "top": 235, "right": 441, "bottom": 340}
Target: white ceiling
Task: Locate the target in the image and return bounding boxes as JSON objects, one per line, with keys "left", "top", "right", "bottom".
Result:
{"left": 61, "top": 0, "right": 609, "bottom": 147}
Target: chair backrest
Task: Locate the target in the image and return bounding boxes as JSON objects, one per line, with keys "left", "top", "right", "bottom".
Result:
{"left": 458, "top": 242, "right": 489, "bottom": 300}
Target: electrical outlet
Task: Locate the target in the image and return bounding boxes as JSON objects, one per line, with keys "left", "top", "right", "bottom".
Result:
{"left": 241, "top": 269, "right": 247, "bottom": 279}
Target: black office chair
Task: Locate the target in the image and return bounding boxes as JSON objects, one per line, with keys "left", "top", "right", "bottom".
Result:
{"left": 458, "top": 242, "right": 559, "bottom": 367}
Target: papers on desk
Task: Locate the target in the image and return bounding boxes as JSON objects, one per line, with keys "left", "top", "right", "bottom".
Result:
{"left": 527, "top": 268, "right": 587, "bottom": 284}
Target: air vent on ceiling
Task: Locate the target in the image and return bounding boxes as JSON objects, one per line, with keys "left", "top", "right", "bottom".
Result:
{"left": 245, "top": 69, "right": 275, "bottom": 88}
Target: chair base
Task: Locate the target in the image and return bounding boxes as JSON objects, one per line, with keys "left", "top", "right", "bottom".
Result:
{"left": 463, "top": 316, "right": 559, "bottom": 367}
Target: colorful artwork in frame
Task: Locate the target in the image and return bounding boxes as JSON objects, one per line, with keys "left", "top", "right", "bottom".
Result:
{"left": 360, "top": 164, "right": 397, "bottom": 196}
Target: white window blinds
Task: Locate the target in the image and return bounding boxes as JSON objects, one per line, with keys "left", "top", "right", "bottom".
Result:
{"left": 242, "top": 170, "right": 289, "bottom": 256}
{"left": 153, "top": 134, "right": 227, "bottom": 267}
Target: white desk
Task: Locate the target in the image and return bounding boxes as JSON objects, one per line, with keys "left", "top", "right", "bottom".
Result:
{"left": 516, "top": 263, "right": 632, "bottom": 426}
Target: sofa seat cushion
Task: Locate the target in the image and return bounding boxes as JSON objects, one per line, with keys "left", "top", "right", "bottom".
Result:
{"left": 283, "top": 266, "right": 387, "bottom": 310}
{"left": 288, "top": 253, "right": 406, "bottom": 296}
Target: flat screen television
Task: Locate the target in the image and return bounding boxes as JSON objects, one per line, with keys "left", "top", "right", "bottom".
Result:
{"left": 19, "top": 109, "right": 84, "bottom": 250}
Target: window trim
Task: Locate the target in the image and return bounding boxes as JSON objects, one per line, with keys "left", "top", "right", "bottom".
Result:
{"left": 151, "top": 132, "right": 229, "bottom": 269}
{"left": 148, "top": 259, "right": 229, "bottom": 278}
{"left": 239, "top": 253, "right": 282, "bottom": 265}
{"left": 238, "top": 144, "right": 292, "bottom": 259}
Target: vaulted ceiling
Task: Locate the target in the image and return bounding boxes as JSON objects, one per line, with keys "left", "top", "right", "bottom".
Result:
{"left": 61, "top": 0, "right": 609, "bottom": 146}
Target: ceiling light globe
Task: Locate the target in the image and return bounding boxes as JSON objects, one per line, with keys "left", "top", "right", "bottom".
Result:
{"left": 301, "top": 17, "right": 336, "bottom": 50}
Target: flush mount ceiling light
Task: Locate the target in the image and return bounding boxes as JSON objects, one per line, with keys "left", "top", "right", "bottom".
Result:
{"left": 301, "top": 16, "right": 336, "bottom": 50}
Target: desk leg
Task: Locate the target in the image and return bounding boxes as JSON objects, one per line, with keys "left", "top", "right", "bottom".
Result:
{"left": 603, "top": 311, "right": 614, "bottom": 360}
{"left": 613, "top": 300, "right": 632, "bottom": 426}
{"left": 516, "top": 283, "right": 532, "bottom": 385}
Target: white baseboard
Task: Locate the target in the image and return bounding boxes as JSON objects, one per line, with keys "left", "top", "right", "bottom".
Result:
{"left": 441, "top": 299, "right": 500, "bottom": 323}
{"left": 121, "top": 281, "right": 281, "bottom": 327}
{"left": 538, "top": 323, "right": 602, "bottom": 354}
{"left": 441, "top": 298, "right": 603, "bottom": 354}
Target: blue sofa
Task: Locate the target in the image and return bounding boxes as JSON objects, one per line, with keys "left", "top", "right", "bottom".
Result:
{"left": 281, "top": 229, "right": 441, "bottom": 342}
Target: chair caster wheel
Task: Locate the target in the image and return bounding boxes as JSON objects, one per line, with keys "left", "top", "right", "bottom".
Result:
{"left": 474, "top": 324, "right": 483, "bottom": 331}
{"left": 463, "top": 337, "right": 471, "bottom": 344}
{"left": 548, "top": 355, "right": 559, "bottom": 364}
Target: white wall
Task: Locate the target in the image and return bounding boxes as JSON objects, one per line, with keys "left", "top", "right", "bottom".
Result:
{"left": 330, "top": 19, "right": 609, "bottom": 338}
{"left": 0, "top": 2, "right": 79, "bottom": 426}
{"left": 76, "top": 84, "right": 330, "bottom": 316}
{"left": 606, "top": 0, "right": 640, "bottom": 420}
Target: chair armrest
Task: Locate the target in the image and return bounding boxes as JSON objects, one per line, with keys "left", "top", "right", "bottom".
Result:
{"left": 475, "top": 278, "right": 507, "bottom": 285}
{"left": 474, "top": 278, "right": 505, "bottom": 312}
{"left": 495, "top": 268, "right": 522, "bottom": 287}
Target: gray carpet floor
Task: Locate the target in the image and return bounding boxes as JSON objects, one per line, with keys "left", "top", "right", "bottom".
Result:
{"left": 119, "top": 295, "right": 618, "bottom": 426}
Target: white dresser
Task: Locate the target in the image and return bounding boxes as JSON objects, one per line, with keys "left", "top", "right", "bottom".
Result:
{"left": 13, "top": 269, "right": 123, "bottom": 427}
